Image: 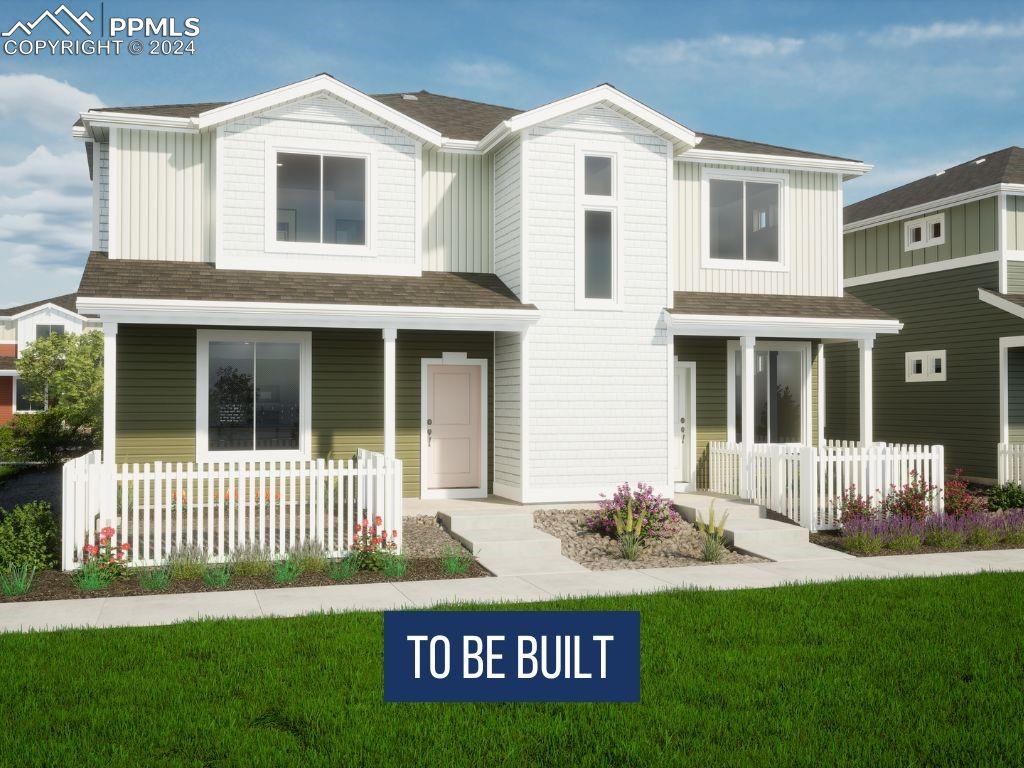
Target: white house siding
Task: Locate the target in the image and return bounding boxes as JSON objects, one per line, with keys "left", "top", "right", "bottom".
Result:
{"left": 15, "top": 307, "right": 84, "bottom": 354}
{"left": 94, "top": 140, "right": 109, "bottom": 251}
{"left": 523, "top": 103, "right": 672, "bottom": 500}
{"left": 1009, "top": 195, "right": 1024, "bottom": 251}
{"left": 493, "top": 330, "right": 523, "bottom": 498}
{"left": 219, "top": 93, "right": 417, "bottom": 274}
{"left": 675, "top": 160, "right": 841, "bottom": 296}
{"left": 422, "top": 149, "right": 492, "bottom": 272}
{"left": 493, "top": 137, "right": 522, "bottom": 297}
{"left": 0, "top": 321, "right": 14, "bottom": 342}
{"left": 111, "top": 127, "right": 214, "bottom": 262}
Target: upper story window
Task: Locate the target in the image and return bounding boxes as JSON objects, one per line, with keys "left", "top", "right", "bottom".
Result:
{"left": 35, "top": 324, "right": 64, "bottom": 340}
{"left": 702, "top": 169, "right": 787, "bottom": 271}
{"left": 904, "top": 213, "right": 944, "bottom": 251}
{"left": 273, "top": 150, "right": 369, "bottom": 251}
{"left": 576, "top": 150, "right": 621, "bottom": 308}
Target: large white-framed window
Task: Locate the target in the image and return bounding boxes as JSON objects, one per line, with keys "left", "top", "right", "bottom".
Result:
{"left": 196, "top": 330, "right": 312, "bottom": 462}
{"left": 575, "top": 147, "right": 623, "bottom": 309}
{"left": 13, "top": 378, "right": 46, "bottom": 414}
{"left": 726, "top": 340, "right": 811, "bottom": 444}
{"left": 904, "top": 213, "right": 945, "bottom": 251}
{"left": 701, "top": 167, "right": 788, "bottom": 271}
{"left": 905, "top": 350, "right": 946, "bottom": 382}
{"left": 265, "top": 141, "right": 373, "bottom": 258}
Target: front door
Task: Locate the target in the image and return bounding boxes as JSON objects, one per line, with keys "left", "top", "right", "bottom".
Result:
{"left": 425, "top": 363, "right": 482, "bottom": 491}
{"left": 675, "top": 361, "right": 695, "bottom": 490}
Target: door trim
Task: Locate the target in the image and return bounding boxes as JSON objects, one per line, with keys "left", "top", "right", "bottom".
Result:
{"left": 675, "top": 359, "right": 697, "bottom": 492}
{"left": 419, "top": 355, "right": 488, "bottom": 500}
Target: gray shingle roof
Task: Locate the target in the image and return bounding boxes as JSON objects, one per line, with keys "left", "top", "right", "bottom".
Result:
{"left": 845, "top": 146, "right": 1024, "bottom": 224}
{"left": 692, "top": 132, "right": 857, "bottom": 163}
{"left": 77, "top": 252, "right": 535, "bottom": 311}
{"left": 0, "top": 292, "right": 78, "bottom": 317}
{"left": 669, "top": 291, "right": 896, "bottom": 322}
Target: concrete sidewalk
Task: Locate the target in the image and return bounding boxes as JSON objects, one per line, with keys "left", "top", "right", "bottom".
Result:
{"left": 2, "top": 548, "right": 1023, "bottom": 634}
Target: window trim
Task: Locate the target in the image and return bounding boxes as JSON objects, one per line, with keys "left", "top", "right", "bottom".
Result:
{"left": 195, "top": 329, "right": 313, "bottom": 462}
{"left": 264, "top": 141, "right": 375, "bottom": 258}
{"left": 700, "top": 166, "right": 789, "bottom": 272}
{"left": 904, "top": 213, "right": 945, "bottom": 252}
{"left": 575, "top": 146, "right": 623, "bottom": 310}
{"left": 725, "top": 339, "right": 812, "bottom": 445}
{"left": 905, "top": 349, "right": 946, "bottom": 382}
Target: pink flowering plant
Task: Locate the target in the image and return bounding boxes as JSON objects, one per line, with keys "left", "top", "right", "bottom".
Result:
{"left": 585, "top": 482, "right": 678, "bottom": 542}
{"left": 77, "top": 526, "right": 130, "bottom": 588}
{"left": 878, "top": 470, "right": 937, "bottom": 521}
{"left": 351, "top": 516, "right": 399, "bottom": 570}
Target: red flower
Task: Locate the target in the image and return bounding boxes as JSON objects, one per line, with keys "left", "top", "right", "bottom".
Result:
{"left": 83, "top": 544, "right": 99, "bottom": 556}
{"left": 119, "top": 542, "right": 131, "bottom": 551}
{"left": 100, "top": 526, "right": 116, "bottom": 538}
{"left": 374, "top": 516, "right": 383, "bottom": 526}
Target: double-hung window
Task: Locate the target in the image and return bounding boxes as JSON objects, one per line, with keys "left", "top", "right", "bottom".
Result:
{"left": 703, "top": 169, "right": 786, "bottom": 269}
{"left": 577, "top": 151, "right": 620, "bottom": 308}
{"left": 273, "top": 150, "right": 368, "bottom": 250}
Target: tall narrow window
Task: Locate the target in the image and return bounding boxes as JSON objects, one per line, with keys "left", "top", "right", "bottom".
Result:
{"left": 276, "top": 152, "right": 367, "bottom": 246}
{"left": 584, "top": 210, "right": 613, "bottom": 299}
{"left": 708, "top": 177, "right": 780, "bottom": 263}
{"left": 578, "top": 152, "right": 618, "bottom": 306}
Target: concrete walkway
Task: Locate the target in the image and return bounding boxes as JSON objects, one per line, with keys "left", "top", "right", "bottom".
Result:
{"left": 2, "top": 548, "right": 1023, "bottom": 634}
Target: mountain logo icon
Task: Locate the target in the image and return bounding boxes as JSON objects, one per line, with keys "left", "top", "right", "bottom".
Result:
{"left": 2, "top": 4, "right": 94, "bottom": 37}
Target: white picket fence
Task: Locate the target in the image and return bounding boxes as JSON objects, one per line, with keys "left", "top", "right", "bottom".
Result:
{"left": 997, "top": 443, "right": 1024, "bottom": 484}
{"left": 708, "top": 440, "right": 944, "bottom": 530}
{"left": 61, "top": 448, "right": 403, "bottom": 570}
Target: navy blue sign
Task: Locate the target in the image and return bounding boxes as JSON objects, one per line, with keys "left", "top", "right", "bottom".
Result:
{"left": 383, "top": 610, "right": 640, "bottom": 702}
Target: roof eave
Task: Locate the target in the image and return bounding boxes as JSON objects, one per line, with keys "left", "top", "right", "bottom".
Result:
{"left": 664, "top": 309, "right": 901, "bottom": 340}
{"left": 678, "top": 147, "right": 870, "bottom": 179}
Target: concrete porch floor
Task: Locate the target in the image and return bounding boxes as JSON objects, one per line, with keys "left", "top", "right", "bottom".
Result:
{"left": 403, "top": 495, "right": 601, "bottom": 517}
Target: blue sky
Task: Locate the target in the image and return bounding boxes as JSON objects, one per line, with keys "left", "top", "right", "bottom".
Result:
{"left": 0, "top": 0, "right": 1022, "bottom": 305}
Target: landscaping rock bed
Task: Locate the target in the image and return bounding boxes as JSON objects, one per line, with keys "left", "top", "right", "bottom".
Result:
{"left": 534, "top": 509, "right": 763, "bottom": 570}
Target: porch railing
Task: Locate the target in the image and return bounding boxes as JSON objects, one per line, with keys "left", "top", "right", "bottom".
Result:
{"left": 61, "top": 449, "right": 403, "bottom": 570}
{"left": 997, "top": 443, "right": 1024, "bottom": 485}
{"left": 708, "top": 440, "right": 944, "bottom": 531}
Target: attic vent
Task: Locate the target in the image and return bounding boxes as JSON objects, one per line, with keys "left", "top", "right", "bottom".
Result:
{"left": 402, "top": 94, "right": 418, "bottom": 101}
{"left": 934, "top": 170, "right": 945, "bottom": 176}
{"left": 975, "top": 158, "right": 986, "bottom": 164}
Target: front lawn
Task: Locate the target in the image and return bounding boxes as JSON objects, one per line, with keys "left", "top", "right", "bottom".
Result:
{"left": 1, "top": 574, "right": 1023, "bottom": 766}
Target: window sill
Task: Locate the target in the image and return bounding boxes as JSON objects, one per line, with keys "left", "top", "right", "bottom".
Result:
{"left": 702, "top": 257, "right": 788, "bottom": 273}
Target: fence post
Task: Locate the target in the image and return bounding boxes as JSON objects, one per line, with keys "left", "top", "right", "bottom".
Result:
{"left": 933, "top": 445, "right": 945, "bottom": 516}
{"left": 800, "top": 445, "right": 817, "bottom": 532}
{"left": 393, "top": 458, "right": 403, "bottom": 553}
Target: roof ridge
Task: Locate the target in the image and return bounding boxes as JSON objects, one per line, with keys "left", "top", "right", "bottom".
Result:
{"left": 372, "top": 90, "right": 523, "bottom": 113}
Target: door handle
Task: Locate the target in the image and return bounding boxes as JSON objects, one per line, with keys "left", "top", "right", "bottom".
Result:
{"left": 427, "top": 428, "right": 432, "bottom": 447}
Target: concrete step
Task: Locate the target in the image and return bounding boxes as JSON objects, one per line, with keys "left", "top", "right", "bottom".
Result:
{"left": 438, "top": 510, "right": 535, "bottom": 535}
{"left": 726, "top": 518, "right": 809, "bottom": 550}
{"left": 477, "top": 553, "right": 588, "bottom": 576}
{"left": 449, "top": 527, "right": 564, "bottom": 559}
{"left": 675, "top": 495, "right": 763, "bottom": 523}
{"left": 748, "top": 542, "right": 853, "bottom": 562}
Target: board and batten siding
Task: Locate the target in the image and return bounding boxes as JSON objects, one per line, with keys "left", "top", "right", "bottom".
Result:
{"left": 492, "top": 137, "right": 523, "bottom": 297}
{"left": 219, "top": 93, "right": 417, "bottom": 273}
{"left": 493, "top": 330, "right": 522, "bottom": 496}
{"left": 844, "top": 197, "right": 999, "bottom": 279}
{"left": 422, "top": 148, "right": 492, "bottom": 272}
{"left": 827, "top": 261, "right": 1024, "bottom": 480}
{"left": 1008, "top": 195, "right": 1024, "bottom": 251}
{"left": 111, "top": 127, "right": 215, "bottom": 262}
{"left": 523, "top": 103, "right": 672, "bottom": 498}
{"left": 675, "top": 160, "right": 841, "bottom": 296}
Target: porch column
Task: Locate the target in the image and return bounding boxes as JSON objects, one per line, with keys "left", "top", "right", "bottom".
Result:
{"left": 740, "top": 335, "right": 756, "bottom": 497}
{"left": 383, "top": 328, "right": 397, "bottom": 459}
{"left": 859, "top": 337, "right": 874, "bottom": 446}
{"left": 102, "top": 322, "right": 117, "bottom": 463}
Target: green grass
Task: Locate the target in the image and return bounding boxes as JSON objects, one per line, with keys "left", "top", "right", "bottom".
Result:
{"left": 1, "top": 574, "right": 1023, "bottom": 766}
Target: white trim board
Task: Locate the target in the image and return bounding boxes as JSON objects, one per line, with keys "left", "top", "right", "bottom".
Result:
{"left": 998, "top": 335, "right": 1024, "bottom": 446}
{"left": 979, "top": 289, "right": 1024, "bottom": 321}
{"left": 679, "top": 148, "right": 870, "bottom": 180}
{"left": 844, "top": 251, "right": 1000, "bottom": 287}
{"left": 699, "top": 166, "right": 789, "bottom": 273}
{"left": 665, "top": 311, "right": 902, "bottom": 341}
{"left": 674, "top": 359, "right": 697, "bottom": 491}
{"left": 843, "top": 184, "right": 1024, "bottom": 234}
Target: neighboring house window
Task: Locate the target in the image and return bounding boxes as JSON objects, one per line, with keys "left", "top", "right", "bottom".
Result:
{"left": 275, "top": 151, "right": 367, "bottom": 246}
{"left": 197, "top": 331, "right": 311, "bottom": 460}
{"left": 702, "top": 169, "right": 786, "bottom": 269}
{"left": 905, "top": 350, "right": 946, "bottom": 382}
{"left": 576, "top": 151, "right": 620, "bottom": 307}
{"left": 904, "top": 213, "right": 944, "bottom": 251}
{"left": 14, "top": 380, "right": 45, "bottom": 413}
{"left": 35, "top": 324, "right": 64, "bottom": 340}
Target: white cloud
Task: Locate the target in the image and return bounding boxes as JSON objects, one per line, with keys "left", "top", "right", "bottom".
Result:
{"left": 444, "top": 58, "right": 518, "bottom": 91}
{"left": 0, "top": 74, "right": 101, "bottom": 135}
{"left": 624, "top": 34, "right": 803, "bottom": 67}
{"left": 870, "top": 19, "right": 1024, "bottom": 47}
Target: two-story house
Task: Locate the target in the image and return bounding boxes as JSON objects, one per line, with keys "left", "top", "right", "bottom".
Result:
{"left": 830, "top": 147, "right": 1024, "bottom": 485}
{"left": 71, "top": 73, "right": 902, "bottom": 510}
{"left": 0, "top": 293, "right": 92, "bottom": 424}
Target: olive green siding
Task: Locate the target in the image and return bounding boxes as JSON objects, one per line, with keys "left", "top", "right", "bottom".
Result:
{"left": 1007, "top": 261, "right": 1024, "bottom": 293}
{"left": 823, "top": 341, "right": 859, "bottom": 442}
{"left": 1009, "top": 196, "right": 1024, "bottom": 251}
{"left": 844, "top": 197, "right": 999, "bottom": 279}
{"left": 827, "top": 261, "right": 1024, "bottom": 479}
{"left": 115, "top": 326, "right": 494, "bottom": 498}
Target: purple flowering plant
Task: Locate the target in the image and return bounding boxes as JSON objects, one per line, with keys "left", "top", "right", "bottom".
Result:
{"left": 585, "top": 482, "right": 678, "bottom": 542}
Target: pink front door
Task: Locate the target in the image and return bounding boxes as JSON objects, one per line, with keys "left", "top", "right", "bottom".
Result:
{"left": 425, "top": 363, "right": 482, "bottom": 489}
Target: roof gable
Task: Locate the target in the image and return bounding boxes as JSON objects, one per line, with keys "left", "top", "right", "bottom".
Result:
{"left": 0, "top": 292, "right": 79, "bottom": 318}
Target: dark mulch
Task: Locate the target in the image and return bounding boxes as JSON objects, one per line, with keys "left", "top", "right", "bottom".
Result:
{"left": 0, "top": 558, "right": 491, "bottom": 603}
{"left": 810, "top": 529, "right": 1024, "bottom": 557}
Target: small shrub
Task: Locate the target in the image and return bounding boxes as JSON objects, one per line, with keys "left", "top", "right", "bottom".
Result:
{"left": 881, "top": 516, "right": 924, "bottom": 551}
{"left": 136, "top": 567, "right": 171, "bottom": 592}
{"left": 0, "top": 564, "right": 35, "bottom": 596}
{"left": 922, "top": 517, "right": 967, "bottom": 550}
{"left": 81, "top": 527, "right": 130, "bottom": 581}
{"left": 202, "top": 564, "right": 231, "bottom": 588}
{"left": 699, "top": 535, "right": 726, "bottom": 563}
{"left": 167, "top": 545, "right": 208, "bottom": 580}
{"left": 380, "top": 552, "right": 409, "bottom": 579}
{"left": 695, "top": 504, "right": 729, "bottom": 563}
{"left": 966, "top": 524, "right": 1000, "bottom": 549}
{"left": 887, "top": 533, "right": 923, "bottom": 552}
{"left": 944, "top": 469, "right": 989, "bottom": 517}
{"left": 273, "top": 557, "right": 301, "bottom": 584}
{"left": 586, "top": 482, "right": 678, "bottom": 542}
{"left": 879, "top": 471, "right": 937, "bottom": 521}
{"left": 228, "top": 545, "right": 272, "bottom": 578}
{"left": 837, "top": 486, "right": 874, "bottom": 524}
{"left": 997, "top": 510, "right": 1024, "bottom": 546}
{"left": 440, "top": 545, "right": 473, "bottom": 575}
{"left": 843, "top": 531, "right": 884, "bottom": 555}
{"left": 74, "top": 559, "right": 110, "bottom": 591}
{"left": 351, "top": 516, "right": 398, "bottom": 571}
{"left": 329, "top": 555, "right": 360, "bottom": 581}
{"left": 988, "top": 482, "right": 1024, "bottom": 512}
{"left": 288, "top": 541, "right": 329, "bottom": 574}
{"left": 614, "top": 500, "right": 646, "bottom": 560}
{"left": 0, "top": 500, "right": 58, "bottom": 570}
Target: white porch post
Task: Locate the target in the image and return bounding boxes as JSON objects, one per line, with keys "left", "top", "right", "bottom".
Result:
{"left": 740, "top": 335, "right": 756, "bottom": 498}
{"left": 858, "top": 337, "right": 874, "bottom": 446}
{"left": 102, "top": 322, "right": 117, "bottom": 463}
{"left": 383, "top": 328, "right": 397, "bottom": 459}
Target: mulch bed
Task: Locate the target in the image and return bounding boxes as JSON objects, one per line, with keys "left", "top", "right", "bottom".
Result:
{"left": 810, "top": 529, "right": 1024, "bottom": 557}
{"left": 534, "top": 509, "right": 763, "bottom": 570}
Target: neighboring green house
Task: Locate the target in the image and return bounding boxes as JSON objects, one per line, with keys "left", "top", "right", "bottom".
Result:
{"left": 827, "top": 146, "right": 1024, "bottom": 483}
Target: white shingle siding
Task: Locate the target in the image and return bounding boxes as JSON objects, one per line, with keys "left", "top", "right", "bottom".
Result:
{"left": 493, "top": 331, "right": 522, "bottom": 496}
{"left": 493, "top": 137, "right": 522, "bottom": 297}
{"left": 676, "top": 160, "right": 842, "bottom": 296}
{"left": 522, "top": 104, "right": 671, "bottom": 499}
{"left": 220, "top": 93, "right": 417, "bottom": 272}
{"left": 95, "top": 140, "right": 109, "bottom": 250}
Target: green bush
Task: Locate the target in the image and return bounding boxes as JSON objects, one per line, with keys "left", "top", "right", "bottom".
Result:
{"left": 202, "top": 564, "right": 231, "bottom": 588}
{"left": 843, "top": 532, "right": 884, "bottom": 555}
{"left": 5, "top": 411, "right": 92, "bottom": 465}
{"left": 228, "top": 545, "right": 272, "bottom": 578}
{"left": 380, "top": 552, "right": 409, "bottom": 579}
{"left": 440, "top": 545, "right": 472, "bottom": 575}
{"left": 74, "top": 559, "right": 111, "bottom": 591}
{"left": 273, "top": 557, "right": 301, "bottom": 584}
{"left": 167, "top": 546, "right": 208, "bottom": 580}
{"left": 0, "top": 564, "right": 35, "bottom": 596}
{"left": 0, "top": 501, "right": 57, "bottom": 570}
{"left": 923, "top": 528, "right": 965, "bottom": 550}
{"left": 288, "top": 541, "right": 329, "bottom": 574}
{"left": 886, "top": 533, "right": 923, "bottom": 552}
{"left": 988, "top": 482, "right": 1024, "bottom": 511}
{"left": 967, "top": 526, "right": 1000, "bottom": 549}
{"left": 136, "top": 567, "right": 171, "bottom": 592}
{"left": 329, "top": 556, "right": 359, "bottom": 581}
